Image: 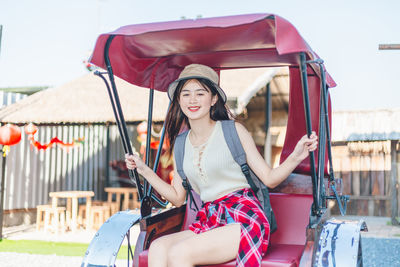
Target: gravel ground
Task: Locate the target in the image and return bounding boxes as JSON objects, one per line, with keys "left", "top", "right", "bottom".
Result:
{"left": 362, "top": 237, "right": 400, "bottom": 267}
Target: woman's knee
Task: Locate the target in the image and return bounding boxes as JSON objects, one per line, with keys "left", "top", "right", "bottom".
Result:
{"left": 149, "top": 236, "right": 169, "bottom": 258}
{"left": 167, "top": 242, "right": 192, "bottom": 266}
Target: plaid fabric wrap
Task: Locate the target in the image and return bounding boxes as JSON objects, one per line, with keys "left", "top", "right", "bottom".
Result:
{"left": 189, "top": 188, "right": 270, "bottom": 267}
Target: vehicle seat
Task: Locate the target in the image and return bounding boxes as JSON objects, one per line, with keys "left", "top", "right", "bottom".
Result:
{"left": 139, "top": 193, "right": 313, "bottom": 267}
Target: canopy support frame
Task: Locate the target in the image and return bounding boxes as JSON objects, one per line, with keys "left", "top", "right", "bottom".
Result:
{"left": 146, "top": 102, "right": 171, "bottom": 207}
{"left": 99, "top": 35, "right": 171, "bottom": 216}
{"left": 302, "top": 56, "right": 349, "bottom": 219}
{"left": 318, "top": 62, "right": 349, "bottom": 215}
{"left": 299, "top": 52, "right": 320, "bottom": 218}
{"left": 93, "top": 69, "right": 142, "bottom": 192}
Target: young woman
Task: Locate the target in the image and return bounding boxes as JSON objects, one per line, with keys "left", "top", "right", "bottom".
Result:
{"left": 125, "top": 64, "right": 318, "bottom": 267}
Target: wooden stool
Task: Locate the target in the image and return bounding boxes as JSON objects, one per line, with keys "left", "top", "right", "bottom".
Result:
{"left": 78, "top": 200, "right": 105, "bottom": 226}
{"left": 43, "top": 207, "right": 66, "bottom": 234}
{"left": 129, "top": 196, "right": 140, "bottom": 210}
{"left": 109, "top": 202, "right": 119, "bottom": 215}
{"left": 89, "top": 206, "right": 111, "bottom": 230}
{"left": 36, "top": 204, "right": 52, "bottom": 231}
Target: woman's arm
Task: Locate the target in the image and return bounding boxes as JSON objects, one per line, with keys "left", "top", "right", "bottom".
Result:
{"left": 125, "top": 154, "right": 187, "bottom": 207}
{"left": 235, "top": 122, "right": 318, "bottom": 188}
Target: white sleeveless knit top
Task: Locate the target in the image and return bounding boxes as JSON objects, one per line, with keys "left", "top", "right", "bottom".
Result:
{"left": 183, "top": 121, "right": 250, "bottom": 202}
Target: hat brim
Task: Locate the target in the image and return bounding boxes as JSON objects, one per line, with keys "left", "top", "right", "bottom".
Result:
{"left": 167, "top": 76, "right": 227, "bottom": 103}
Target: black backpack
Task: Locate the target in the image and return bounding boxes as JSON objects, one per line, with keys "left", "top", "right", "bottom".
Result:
{"left": 174, "top": 120, "right": 277, "bottom": 233}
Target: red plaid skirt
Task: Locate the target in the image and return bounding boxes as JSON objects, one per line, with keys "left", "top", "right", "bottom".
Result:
{"left": 189, "top": 188, "right": 270, "bottom": 267}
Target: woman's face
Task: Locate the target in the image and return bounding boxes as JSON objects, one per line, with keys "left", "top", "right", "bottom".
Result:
{"left": 178, "top": 79, "right": 217, "bottom": 121}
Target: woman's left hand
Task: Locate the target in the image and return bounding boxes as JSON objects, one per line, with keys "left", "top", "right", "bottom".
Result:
{"left": 291, "top": 132, "right": 318, "bottom": 162}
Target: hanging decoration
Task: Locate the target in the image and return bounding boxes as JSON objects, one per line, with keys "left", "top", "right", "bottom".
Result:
{"left": 0, "top": 124, "right": 22, "bottom": 146}
{"left": 24, "top": 122, "right": 37, "bottom": 136}
{"left": 82, "top": 51, "right": 97, "bottom": 72}
{"left": 83, "top": 59, "right": 97, "bottom": 72}
{"left": 136, "top": 121, "right": 165, "bottom": 157}
{"left": 0, "top": 124, "right": 22, "bottom": 156}
{"left": 137, "top": 121, "right": 149, "bottom": 159}
{"left": 24, "top": 123, "right": 84, "bottom": 152}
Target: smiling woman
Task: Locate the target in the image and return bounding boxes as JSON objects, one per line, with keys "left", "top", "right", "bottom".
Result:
{"left": 178, "top": 80, "right": 218, "bottom": 123}
{"left": 124, "top": 63, "right": 318, "bottom": 267}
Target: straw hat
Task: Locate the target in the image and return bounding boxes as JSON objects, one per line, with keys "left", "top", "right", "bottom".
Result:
{"left": 167, "top": 64, "right": 227, "bottom": 103}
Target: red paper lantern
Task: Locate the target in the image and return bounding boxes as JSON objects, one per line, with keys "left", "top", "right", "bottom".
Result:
{"left": 24, "top": 123, "right": 38, "bottom": 135}
{"left": 0, "top": 124, "right": 22, "bottom": 146}
{"left": 150, "top": 141, "right": 160, "bottom": 149}
{"left": 137, "top": 121, "right": 147, "bottom": 135}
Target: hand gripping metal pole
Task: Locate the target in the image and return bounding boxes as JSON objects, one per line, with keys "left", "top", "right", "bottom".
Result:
{"left": 306, "top": 58, "right": 327, "bottom": 211}
{"left": 103, "top": 35, "right": 144, "bottom": 201}
{"left": 102, "top": 35, "right": 169, "bottom": 216}
{"left": 299, "top": 53, "right": 320, "bottom": 216}
{"left": 306, "top": 58, "right": 349, "bottom": 216}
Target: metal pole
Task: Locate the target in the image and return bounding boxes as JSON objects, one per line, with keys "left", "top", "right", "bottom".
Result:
{"left": 94, "top": 71, "right": 141, "bottom": 189}
{"left": 143, "top": 89, "right": 154, "bottom": 195}
{"left": 99, "top": 35, "right": 167, "bottom": 215}
{"left": 299, "top": 52, "right": 319, "bottom": 216}
{"left": 319, "top": 69, "right": 348, "bottom": 216}
{"left": 391, "top": 140, "right": 400, "bottom": 225}
{"left": 102, "top": 36, "right": 144, "bottom": 200}
{"left": 146, "top": 102, "right": 171, "bottom": 207}
{"left": 103, "top": 36, "right": 129, "bottom": 153}
{"left": 0, "top": 150, "right": 7, "bottom": 240}
{"left": 316, "top": 64, "right": 327, "bottom": 209}
{"left": 264, "top": 83, "right": 272, "bottom": 165}
{"left": 322, "top": 85, "right": 335, "bottom": 180}
{"left": 145, "top": 90, "right": 154, "bottom": 167}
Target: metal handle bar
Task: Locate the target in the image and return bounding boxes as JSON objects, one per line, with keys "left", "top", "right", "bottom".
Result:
{"left": 94, "top": 70, "right": 144, "bottom": 198}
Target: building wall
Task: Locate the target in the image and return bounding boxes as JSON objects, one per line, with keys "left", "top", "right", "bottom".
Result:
{"left": 0, "top": 91, "right": 27, "bottom": 108}
{"left": 331, "top": 141, "right": 400, "bottom": 216}
{"left": 2, "top": 124, "right": 140, "bottom": 226}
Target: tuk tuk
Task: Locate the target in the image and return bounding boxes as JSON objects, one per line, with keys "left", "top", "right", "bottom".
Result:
{"left": 81, "top": 13, "right": 366, "bottom": 267}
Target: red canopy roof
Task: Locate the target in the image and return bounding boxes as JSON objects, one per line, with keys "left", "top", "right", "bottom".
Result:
{"left": 90, "top": 13, "right": 336, "bottom": 92}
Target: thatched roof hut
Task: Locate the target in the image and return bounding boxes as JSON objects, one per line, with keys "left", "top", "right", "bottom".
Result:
{"left": 0, "top": 74, "right": 170, "bottom": 124}
{"left": 332, "top": 109, "right": 400, "bottom": 142}
{"left": 0, "top": 68, "right": 289, "bottom": 125}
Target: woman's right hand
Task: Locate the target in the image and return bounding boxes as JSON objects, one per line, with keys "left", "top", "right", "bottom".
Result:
{"left": 125, "top": 153, "right": 149, "bottom": 175}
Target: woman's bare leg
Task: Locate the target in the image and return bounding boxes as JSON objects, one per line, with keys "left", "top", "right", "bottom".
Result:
{"left": 167, "top": 224, "right": 241, "bottom": 267}
{"left": 148, "top": 230, "right": 195, "bottom": 267}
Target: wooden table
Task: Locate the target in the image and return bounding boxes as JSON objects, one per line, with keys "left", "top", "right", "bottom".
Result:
{"left": 105, "top": 187, "right": 139, "bottom": 211}
{"left": 49, "top": 191, "right": 94, "bottom": 232}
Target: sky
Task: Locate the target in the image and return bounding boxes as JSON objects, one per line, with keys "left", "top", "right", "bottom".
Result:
{"left": 0, "top": 0, "right": 399, "bottom": 111}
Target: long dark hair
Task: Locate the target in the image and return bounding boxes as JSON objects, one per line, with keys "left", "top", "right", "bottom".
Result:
{"left": 165, "top": 78, "right": 234, "bottom": 156}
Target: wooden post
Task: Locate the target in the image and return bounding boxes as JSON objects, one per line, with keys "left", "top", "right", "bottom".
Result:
{"left": 105, "top": 124, "right": 110, "bottom": 200}
{"left": 378, "top": 46, "right": 399, "bottom": 219}
{"left": 0, "top": 150, "right": 7, "bottom": 240}
{"left": 379, "top": 44, "right": 400, "bottom": 50}
{"left": 391, "top": 140, "right": 400, "bottom": 225}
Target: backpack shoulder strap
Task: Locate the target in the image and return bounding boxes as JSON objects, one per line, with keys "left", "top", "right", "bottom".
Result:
{"left": 174, "top": 131, "right": 189, "bottom": 182}
{"left": 220, "top": 120, "right": 258, "bottom": 191}
{"left": 220, "top": 120, "right": 247, "bottom": 166}
{"left": 173, "top": 130, "right": 199, "bottom": 211}
{"left": 221, "top": 121, "right": 277, "bottom": 233}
